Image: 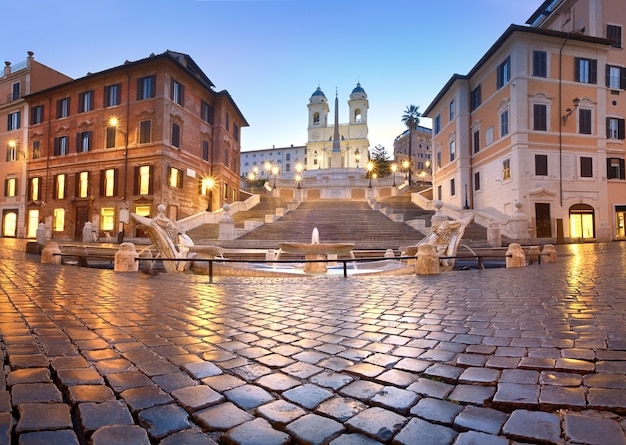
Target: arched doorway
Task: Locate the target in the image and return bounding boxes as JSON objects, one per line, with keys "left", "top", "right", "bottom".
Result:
{"left": 2, "top": 211, "right": 17, "bottom": 237}
{"left": 569, "top": 204, "right": 595, "bottom": 240}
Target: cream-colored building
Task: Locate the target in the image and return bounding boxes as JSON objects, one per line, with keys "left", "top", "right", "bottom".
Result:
{"left": 393, "top": 125, "right": 433, "bottom": 184}
{"left": 424, "top": 0, "right": 625, "bottom": 242}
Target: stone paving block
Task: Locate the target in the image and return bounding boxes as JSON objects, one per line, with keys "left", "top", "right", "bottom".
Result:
{"left": 0, "top": 392, "right": 9, "bottom": 412}
{"left": 392, "top": 417, "right": 457, "bottom": 445}
{"left": 193, "top": 402, "right": 254, "bottom": 431}
{"left": 202, "top": 350, "right": 237, "bottom": 362}
{"left": 345, "top": 406, "right": 406, "bottom": 441}
{"left": 106, "top": 370, "right": 154, "bottom": 393}
{"left": 455, "top": 353, "right": 489, "bottom": 367}
{"left": 94, "top": 358, "right": 135, "bottom": 375}
{"left": 555, "top": 357, "right": 595, "bottom": 373}
{"left": 231, "top": 363, "right": 272, "bottom": 381}
{"left": 539, "top": 370, "right": 582, "bottom": 386}
{"left": 15, "top": 403, "right": 73, "bottom": 433}
{"left": 67, "top": 385, "right": 116, "bottom": 405}
{"left": 17, "top": 430, "right": 80, "bottom": 445}
{"left": 224, "top": 384, "right": 274, "bottom": 410}
{"left": 458, "top": 367, "right": 500, "bottom": 385}
{"left": 318, "top": 357, "right": 355, "bottom": 372}
{"left": 595, "top": 361, "right": 626, "bottom": 374}
{"left": 77, "top": 399, "right": 134, "bottom": 434}
{"left": 539, "top": 385, "right": 586, "bottom": 408}
{"left": 394, "top": 357, "right": 431, "bottom": 373}
{"left": 329, "top": 433, "right": 384, "bottom": 445}
{"left": 371, "top": 386, "right": 419, "bottom": 414}
{"left": 345, "top": 362, "right": 385, "bottom": 379}
{"left": 120, "top": 385, "right": 173, "bottom": 412}
{"left": 498, "top": 369, "right": 539, "bottom": 384}
{"left": 283, "top": 383, "right": 333, "bottom": 410}
{"left": 6, "top": 368, "right": 51, "bottom": 386}
{"left": 153, "top": 371, "right": 198, "bottom": 392}
{"left": 587, "top": 388, "right": 626, "bottom": 411}
{"left": 136, "top": 359, "right": 180, "bottom": 376}
{"left": 82, "top": 349, "right": 120, "bottom": 361}
{"left": 409, "top": 397, "right": 463, "bottom": 424}
{"left": 255, "top": 372, "right": 301, "bottom": 392}
{"left": 257, "top": 399, "right": 307, "bottom": 428}
{"left": 286, "top": 413, "right": 345, "bottom": 445}
{"left": 406, "top": 378, "right": 454, "bottom": 399}
{"left": 502, "top": 409, "right": 560, "bottom": 444}
{"left": 8, "top": 354, "right": 49, "bottom": 370}
{"left": 0, "top": 413, "right": 11, "bottom": 445}
{"left": 309, "top": 371, "right": 354, "bottom": 390}
{"left": 159, "top": 428, "right": 219, "bottom": 445}
{"left": 183, "top": 360, "right": 223, "bottom": 379}
{"left": 448, "top": 384, "right": 496, "bottom": 405}
{"left": 50, "top": 356, "right": 89, "bottom": 371}
{"left": 453, "top": 431, "right": 509, "bottom": 445}
{"left": 375, "top": 369, "right": 418, "bottom": 388}
{"left": 339, "top": 380, "right": 384, "bottom": 401}
{"left": 492, "top": 383, "right": 539, "bottom": 407}
{"left": 172, "top": 385, "right": 224, "bottom": 411}
{"left": 563, "top": 413, "right": 626, "bottom": 445}
{"left": 11, "top": 383, "right": 63, "bottom": 405}
{"left": 138, "top": 403, "right": 192, "bottom": 440}
{"left": 292, "top": 350, "right": 330, "bottom": 365}
{"left": 223, "top": 417, "right": 291, "bottom": 445}
{"left": 485, "top": 356, "right": 520, "bottom": 369}
{"left": 584, "top": 373, "right": 626, "bottom": 389}
{"left": 316, "top": 396, "right": 367, "bottom": 422}
{"left": 423, "top": 363, "right": 463, "bottom": 382}
{"left": 281, "top": 361, "right": 323, "bottom": 379}
{"left": 90, "top": 425, "right": 151, "bottom": 445}
{"left": 202, "top": 374, "right": 246, "bottom": 392}
{"left": 453, "top": 405, "right": 508, "bottom": 434}
{"left": 419, "top": 349, "right": 458, "bottom": 362}
{"left": 56, "top": 367, "right": 105, "bottom": 388}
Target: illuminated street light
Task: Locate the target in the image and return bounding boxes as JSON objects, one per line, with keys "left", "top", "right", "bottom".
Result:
{"left": 295, "top": 163, "right": 303, "bottom": 189}
{"left": 204, "top": 177, "right": 215, "bottom": 212}
{"left": 402, "top": 159, "right": 410, "bottom": 181}
{"left": 272, "top": 165, "right": 279, "bottom": 188}
{"left": 367, "top": 161, "right": 374, "bottom": 188}
{"left": 391, "top": 163, "right": 397, "bottom": 187}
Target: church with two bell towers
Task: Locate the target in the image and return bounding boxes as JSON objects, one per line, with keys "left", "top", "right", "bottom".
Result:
{"left": 305, "top": 83, "right": 370, "bottom": 170}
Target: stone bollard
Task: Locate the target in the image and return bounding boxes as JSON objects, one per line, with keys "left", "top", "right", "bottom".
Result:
{"left": 541, "top": 244, "right": 558, "bottom": 263}
{"left": 41, "top": 241, "right": 62, "bottom": 265}
{"left": 527, "top": 246, "right": 541, "bottom": 265}
{"left": 218, "top": 204, "right": 236, "bottom": 240}
{"left": 82, "top": 221, "right": 93, "bottom": 243}
{"left": 384, "top": 249, "right": 395, "bottom": 258}
{"left": 505, "top": 243, "right": 526, "bottom": 268}
{"left": 415, "top": 244, "right": 440, "bottom": 275}
{"left": 114, "top": 243, "right": 138, "bottom": 272}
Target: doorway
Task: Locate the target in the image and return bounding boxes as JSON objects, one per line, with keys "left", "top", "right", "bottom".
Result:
{"left": 535, "top": 203, "right": 551, "bottom": 238}
{"left": 569, "top": 204, "right": 595, "bottom": 240}
{"left": 2, "top": 211, "right": 17, "bottom": 237}
{"left": 74, "top": 206, "right": 90, "bottom": 241}
{"left": 615, "top": 205, "right": 626, "bottom": 239}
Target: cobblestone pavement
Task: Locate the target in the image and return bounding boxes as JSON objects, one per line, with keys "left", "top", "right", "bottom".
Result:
{"left": 1, "top": 239, "right": 626, "bottom": 444}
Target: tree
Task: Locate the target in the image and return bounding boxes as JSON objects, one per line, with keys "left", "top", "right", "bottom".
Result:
{"left": 401, "top": 104, "right": 421, "bottom": 184}
{"left": 369, "top": 144, "right": 391, "bottom": 177}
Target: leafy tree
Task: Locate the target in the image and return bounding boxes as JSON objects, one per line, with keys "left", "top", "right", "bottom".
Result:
{"left": 401, "top": 104, "right": 421, "bottom": 184}
{"left": 369, "top": 144, "right": 391, "bottom": 177}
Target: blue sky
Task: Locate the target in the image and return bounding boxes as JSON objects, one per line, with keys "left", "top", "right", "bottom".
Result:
{"left": 3, "top": 0, "right": 542, "bottom": 154}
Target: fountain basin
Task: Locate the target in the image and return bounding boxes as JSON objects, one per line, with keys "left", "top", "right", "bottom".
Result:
{"left": 277, "top": 242, "right": 355, "bottom": 273}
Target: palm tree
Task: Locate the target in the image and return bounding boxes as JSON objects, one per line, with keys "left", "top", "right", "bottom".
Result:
{"left": 401, "top": 104, "right": 421, "bottom": 184}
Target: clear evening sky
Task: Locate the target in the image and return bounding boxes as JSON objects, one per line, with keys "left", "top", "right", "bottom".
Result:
{"left": 3, "top": 0, "right": 541, "bottom": 155}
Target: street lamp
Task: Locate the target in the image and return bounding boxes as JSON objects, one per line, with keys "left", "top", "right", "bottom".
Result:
{"left": 295, "top": 163, "right": 303, "bottom": 189}
{"left": 402, "top": 160, "right": 409, "bottom": 181}
{"left": 391, "top": 163, "right": 397, "bottom": 187}
{"left": 264, "top": 161, "right": 272, "bottom": 180}
{"left": 367, "top": 161, "right": 374, "bottom": 188}
{"left": 272, "top": 165, "right": 279, "bottom": 188}
{"left": 204, "top": 177, "right": 215, "bottom": 212}
{"left": 355, "top": 149, "right": 361, "bottom": 169}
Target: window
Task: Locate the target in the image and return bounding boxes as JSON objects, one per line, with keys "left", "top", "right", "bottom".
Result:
{"left": 434, "top": 115, "right": 441, "bottom": 134}
{"left": 106, "top": 126, "right": 116, "bottom": 148}
{"left": 580, "top": 157, "right": 593, "bottom": 177}
{"left": 474, "top": 172, "right": 481, "bottom": 191}
{"left": 234, "top": 123, "right": 240, "bottom": 142}
{"left": 101, "top": 208, "right": 115, "bottom": 231}
{"left": 11, "top": 82, "right": 20, "bottom": 100}
{"left": 55, "top": 174, "right": 66, "bottom": 199}
{"left": 168, "top": 167, "right": 183, "bottom": 188}
{"left": 172, "top": 123, "right": 181, "bottom": 148}
{"left": 607, "top": 118, "right": 625, "bottom": 139}
{"left": 77, "top": 131, "right": 92, "bottom": 152}
{"left": 6, "top": 143, "right": 17, "bottom": 162}
{"left": 76, "top": 172, "right": 89, "bottom": 198}
{"left": 27, "top": 210, "right": 39, "bottom": 238}
{"left": 53, "top": 136, "right": 69, "bottom": 156}
{"left": 53, "top": 208, "right": 65, "bottom": 232}
{"left": 32, "top": 141, "right": 40, "bottom": 159}
{"left": 139, "top": 120, "right": 151, "bottom": 144}
{"left": 29, "top": 177, "right": 41, "bottom": 201}
{"left": 450, "top": 178, "right": 456, "bottom": 197}
{"left": 437, "top": 185, "right": 442, "bottom": 200}
{"left": 137, "top": 75, "right": 156, "bottom": 100}
{"left": 134, "top": 165, "right": 153, "bottom": 195}
{"left": 104, "top": 83, "right": 121, "bottom": 107}
{"left": 470, "top": 85, "right": 481, "bottom": 111}
{"left": 4, "top": 178, "right": 17, "bottom": 197}
{"left": 449, "top": 140, "right": 455, "bottom": 162}
{"left": 606, "top": 65, "right": 626, "bottom": 90}
{"left": 533, "top": 104, "right": 547, "bottom": 131}
{"left": 31, "top": 105, "right": 44, "bottom": 125}
{"left": 579, "top": 109, "right": 592, "bottom": 135}
{"left": 56, "top": 98, "right": 70, "bottom": 118}
{"left": 497, "top": 56, "right": 511, "bottom": 89}
{"left": 78, "top": 90, "right": 93, "bottom": 113}
{"left": 485, "top": 126, "right": 494, "bottom": 146}
{"left": 575, "top": 57, "right": 597, "bottom": 84}
{"left": 171, "top": 80, "right": 185, "bottom": 105}
{"left": 473, "top": 130, "right": 480, "bottom": 154}
{"left": 226, "top": 113, "right": 230, "bottom": 131}
{"left": 500, "top": 110, "right": 509, "bottom": 137}
{"left": 201, "top": 100, "right": 213, "bottom": 124}
{"left": 7, "top": 111, "right": 21, "bottom": 130}
{"left": 607, "top": 24, "right": 622, "bottom": 48}
{"left": 202, "top": 141, "right": 209, "bottom": 161}
{"left": 436, "top": 150, "right": 442, "bottom": 170}
{"left": 535, "top": 154, "right": 548, "bottom": 176}
{"left": 607, "top": 158, "right": 625, "bottom": 180}
{"left": 532, "top": 50, "right": 547, "bottom": 77}
{"left": 503, "top": 159, "right": 511, "bottom": 180}
{"left": 449, "top": 100, "right": 455, "bottom": 121}
{"left": 101, "top": 169, "right": 117, "bottom": 197}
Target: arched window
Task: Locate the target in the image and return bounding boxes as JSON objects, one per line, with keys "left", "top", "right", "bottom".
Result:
{"left": 354, "top": 108, "right": 362, "bottom": 122}
{"left": 313, "top": 112, "right": 320, "bottom": 125}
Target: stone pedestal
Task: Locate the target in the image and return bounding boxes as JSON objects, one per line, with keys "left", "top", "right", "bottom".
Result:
{"left": 36, "top": 223, "right": 46, "bottom": 246}
{"left": 509, "top": 202, "right": 530, "bottom": 240}
{"left": 218, "top": 205, "right": 236, "bottom": 240}
{"left": 505, "top": 243, "right": 526, "bottom": 268}
{"left": 415, "top": 244, "right": 440, "bottom": 275}
{"left": 541, "top": 244, "right": 558, "bottom": 263}
{"left": 305, "top": 254, "right": 327, "bottom": 274}
{"left": 82, "top": 221, "right": 94, "bottom": 243}
{"left": 41, "top": 242, "right": 62, "bottom": 265}
{"left": 114, "top": 243, "right": 138, "bottom": 272}
{"left": 527, "top": 246, "right": 541, "bottom": 265}
{"left": 487, "top": 223, "right": 501, "bottom": 248}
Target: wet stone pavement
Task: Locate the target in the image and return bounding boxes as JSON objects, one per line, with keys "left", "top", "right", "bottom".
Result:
{"left": 1, "top": 239, "right": 626, "bottom": 445}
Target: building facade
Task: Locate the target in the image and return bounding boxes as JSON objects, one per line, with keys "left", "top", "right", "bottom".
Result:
{"left": 240, "top": 145, "right": 306, "bottom": 184}
{"left": 0, "top": 52, "right": 72, "bottom": 238}
{"left": 393, "top": 125, "right": 432, "bottom": 183}
{"left": 24, "top": 51, "right": 247, "bottom": 241}
{"left": 424, "top": 0, "right": 625, "bottom": 242}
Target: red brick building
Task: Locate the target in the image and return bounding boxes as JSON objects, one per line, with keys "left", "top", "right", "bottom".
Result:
{"left": 26, "top": 51, "right": 247, "bottom": 241}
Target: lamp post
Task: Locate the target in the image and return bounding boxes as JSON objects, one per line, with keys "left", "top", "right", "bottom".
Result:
{"left": 295, "top": 163, "right": 303, "bottom": 189}
{"left": 367, "top": 161, "right": 374, "bottom": 188}
{"left": 272, "top": 165, "right": 279, "bottom": 188}
{"left": 464, "top": 184, "right": 470, "bottom": 209}
{"left": 264, "top": 161, "right": 272, "bottom": 180}
{"left": 402, "top": 160, "right": 409, "bottom": 181}
{"left": 205, "top": 177, "right": 215, "bottom": 212}
{"left": 355, "top": 149, "right": 361, "bottom": 169}
{"left": 391, "top": 163, "right": 397, "bottom": 187}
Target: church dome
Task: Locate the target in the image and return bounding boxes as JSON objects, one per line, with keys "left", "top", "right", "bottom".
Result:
{"left": 350, "top": 82, "right": 367, "bottom": 100}
{"left": 309, "top": 86, "right": 327, "bottom": 104}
